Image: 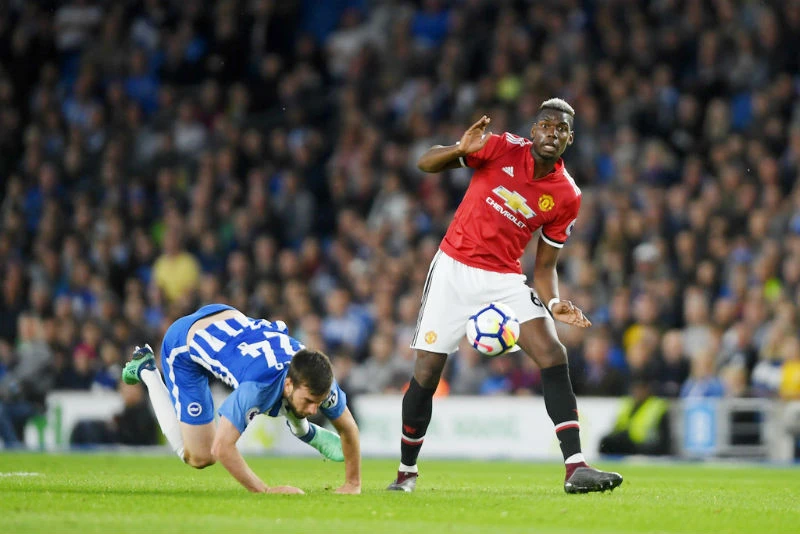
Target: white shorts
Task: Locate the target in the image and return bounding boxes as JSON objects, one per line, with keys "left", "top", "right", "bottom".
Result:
{"left": 411, "top": 250, "right": 550, "bottom": 354}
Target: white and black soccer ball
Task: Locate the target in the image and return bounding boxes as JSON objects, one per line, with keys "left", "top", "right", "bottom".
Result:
{"left": 465, "top": 302, "right": 520, "bottom": 356}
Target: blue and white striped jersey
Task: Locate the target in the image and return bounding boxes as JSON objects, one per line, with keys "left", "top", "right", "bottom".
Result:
{"left": 161, "top": 304, "right": 346, "bottom": 432}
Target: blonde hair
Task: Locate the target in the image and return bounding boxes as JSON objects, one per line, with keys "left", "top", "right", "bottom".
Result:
{"left": 539, "top": 98, "right": 575, "bottom": 117}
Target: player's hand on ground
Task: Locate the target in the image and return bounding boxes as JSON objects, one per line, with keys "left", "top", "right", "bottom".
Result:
{"left": 551, "top": 300, "right": 592, "bottom": 328}
{"left": 266, "top": 485, "right": 305, "bottom": 494}
{"left": 458, "top": 115, "right": 492, "bottom": 154}
{"left": 334, "top": 482, "right": 361, "bottom": 495}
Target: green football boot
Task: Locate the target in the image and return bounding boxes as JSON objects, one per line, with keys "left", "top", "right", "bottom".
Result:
{"left": 308, "top": 424, "right": 344, "bottom": 462}
{"left": 122, "top": 344, "right": 157, "bottom": 385}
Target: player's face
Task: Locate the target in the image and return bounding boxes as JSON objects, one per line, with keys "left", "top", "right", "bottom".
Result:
{"left": 284, "top": 380, "right": 328, "bottom": 418}
{"left": 530, "top": 111, "right": 574, "bottom": 161}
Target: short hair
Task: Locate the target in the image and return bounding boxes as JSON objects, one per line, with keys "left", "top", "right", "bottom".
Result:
{"left": 538, "top": 98, "right": 575, "bottom": 117}
{"left": 288, "top": 348, "right": 334, "bottom": 396}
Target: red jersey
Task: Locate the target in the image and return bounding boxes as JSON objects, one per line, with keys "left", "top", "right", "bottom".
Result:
{"left": 439, "top": 132, "right": 582, "bottom": 274}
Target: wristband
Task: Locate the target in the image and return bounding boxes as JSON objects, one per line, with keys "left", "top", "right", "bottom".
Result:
{"left": 455, "top": 141, "right": 467, "bottom": 167}
{"left": 547, "top": 298, "right": 560, "bottom": 313}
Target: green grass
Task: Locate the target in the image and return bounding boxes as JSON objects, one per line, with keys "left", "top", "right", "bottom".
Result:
{"left": 0, "top": 454, "right": 798, "bottom": 533}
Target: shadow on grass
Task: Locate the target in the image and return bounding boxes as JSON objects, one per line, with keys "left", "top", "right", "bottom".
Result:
{"left": 0, "top": 486, "right": 244, "bottom": 498}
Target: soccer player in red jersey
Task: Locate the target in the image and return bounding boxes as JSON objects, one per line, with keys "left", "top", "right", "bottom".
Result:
{"left": 388, "top": 99, "right": 623, "bottom": 494}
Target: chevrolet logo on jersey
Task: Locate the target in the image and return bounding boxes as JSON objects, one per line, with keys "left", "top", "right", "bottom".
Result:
{"left": 492, "top": 186, "right": 535, "bottom": 218}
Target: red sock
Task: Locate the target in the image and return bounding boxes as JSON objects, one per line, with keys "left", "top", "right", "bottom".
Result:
{"left": 565, "top": 461, "right": 589, "bottom": 480}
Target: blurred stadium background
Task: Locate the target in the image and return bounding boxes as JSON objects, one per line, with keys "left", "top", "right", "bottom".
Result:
{"left": 1, "top": 0, "right": 800, "bottom": 463}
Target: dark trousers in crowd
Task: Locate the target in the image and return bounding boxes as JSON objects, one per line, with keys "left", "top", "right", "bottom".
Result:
{"left": 0, "top": 400, "right": 36, "bottom": 448}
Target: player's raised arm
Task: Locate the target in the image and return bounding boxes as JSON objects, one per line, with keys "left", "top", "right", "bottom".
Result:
{"left": 329, "top": 407, "right": 361, "bottom": 494}
{"left": 533, "top": 239, "right": 591, "bottom": 328}
{"left": 211, "top": 416, "right": 304, "bottom": 494}
{"left": 417, "top": 115, "right": 492, "bottom": 173}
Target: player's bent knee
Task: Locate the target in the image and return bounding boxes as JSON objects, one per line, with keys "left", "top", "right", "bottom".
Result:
{"left": 415, "top": 368, "right": 442, "bottom": 389}
{"left": 187, "top": 457, "right": 215, "bottom": 469}
{"left": 536, "top": 342, "right": 568, "bottom": 368}
{"left": 413, "top": 350, "right": 447, "bottom": 389}
{"left": 184, "top": 451, "right": 216, "bottom": 469}
{"left": 179, "top": 421, "right": 216, "bottom": 468}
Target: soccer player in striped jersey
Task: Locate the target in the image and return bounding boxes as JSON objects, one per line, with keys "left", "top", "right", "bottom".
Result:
{"left": 122, "top": 303, "right": 361, "bottom": 494}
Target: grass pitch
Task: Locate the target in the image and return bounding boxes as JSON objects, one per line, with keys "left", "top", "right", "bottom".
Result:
{"left": 0, "top": 453, "right": 797, "bottom": 533}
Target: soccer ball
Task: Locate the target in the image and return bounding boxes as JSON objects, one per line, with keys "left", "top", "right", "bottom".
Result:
{"left": 465, "top": 302, "right": 520, "bottom": 356}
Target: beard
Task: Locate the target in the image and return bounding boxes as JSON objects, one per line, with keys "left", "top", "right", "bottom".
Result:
{"left": 285, "top": 389, "right": 313, "bottom": 418}
{"left": 284, "top": 395, "right": 302, "bottom": 418}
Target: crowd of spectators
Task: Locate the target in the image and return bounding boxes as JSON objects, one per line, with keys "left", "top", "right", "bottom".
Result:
{"left": 3, "top": 0, "right": 800, "bottom": 446}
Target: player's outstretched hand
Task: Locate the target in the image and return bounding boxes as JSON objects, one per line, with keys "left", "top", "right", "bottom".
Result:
{"left": 458, "top": 115, "right": 492, "bottom": 154}
{"left": 267, "top": 485, "right": 305, "bottom": 495}
{"left": 334, "top": 482, "right": 361, "bottom": 495}
{"left": 551, "top": 300, "right": 592, "bottom": 328}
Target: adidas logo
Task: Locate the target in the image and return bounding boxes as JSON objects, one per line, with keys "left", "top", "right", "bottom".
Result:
{"left": 502, "top": 166, "right": 514, "bottom": 177}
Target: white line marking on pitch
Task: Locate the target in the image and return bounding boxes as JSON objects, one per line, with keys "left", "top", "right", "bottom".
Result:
{"left": 0, "top": 472, "right": 42, "bottom": 477}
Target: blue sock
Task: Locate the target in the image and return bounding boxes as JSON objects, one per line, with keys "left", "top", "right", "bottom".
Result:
{"left": 296, "top": 423, "right": 316, "bottom": 443}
